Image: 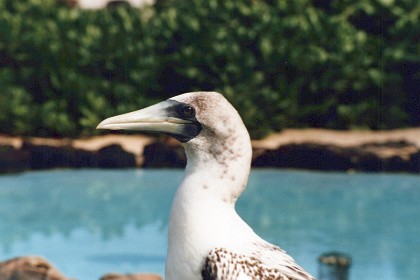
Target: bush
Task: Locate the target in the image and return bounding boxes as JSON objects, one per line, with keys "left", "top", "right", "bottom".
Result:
{"left": 0, "top": 0, "right": 418, "bottom": 138}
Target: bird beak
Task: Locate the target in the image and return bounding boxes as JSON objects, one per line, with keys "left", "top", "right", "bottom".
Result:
{"left": 96, "top": 99, "right": 202, "bottom": 142}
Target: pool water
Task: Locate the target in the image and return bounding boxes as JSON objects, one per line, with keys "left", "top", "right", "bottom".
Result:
{"left": 0, "top": 169, "right": 419, "bottom": 279}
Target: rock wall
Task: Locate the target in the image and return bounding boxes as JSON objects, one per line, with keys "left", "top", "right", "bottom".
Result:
{"left": 252, "top": 142, "right": 420, "bottom": 172}
{"left": 1, "top": 129, "right": 419, "bottom": 173}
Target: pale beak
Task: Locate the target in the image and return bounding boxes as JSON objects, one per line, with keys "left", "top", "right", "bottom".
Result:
{"left": 96, "top": 99, "right": 202, "bottom": 143}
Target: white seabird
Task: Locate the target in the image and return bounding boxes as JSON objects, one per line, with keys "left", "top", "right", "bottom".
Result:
{"left": 97, "top": 91, "right": 315, "bottom": 280}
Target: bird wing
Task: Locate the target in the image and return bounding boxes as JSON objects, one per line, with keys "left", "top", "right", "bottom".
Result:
{"left": 201, "top": 247, "right": 315, "bottom": 280}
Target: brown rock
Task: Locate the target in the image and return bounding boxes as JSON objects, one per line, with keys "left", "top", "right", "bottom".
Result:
{"left": 100, "top": 273, "right": 163, "bottom": 280}
{"left": 0, "top": 256, "right": 69, "bottom": 280}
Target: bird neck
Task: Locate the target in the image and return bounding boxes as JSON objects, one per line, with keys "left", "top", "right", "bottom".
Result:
{"left": 168, "top": 135, "right": 252, "bottom": 234}
{"left": 182, "top": 131, "right": 252, "bottom": 204}
{"left": 166, "top": 131, "right": 253, "bottom": 280}
{"left": 167, "top": 131, "right": 252, "bottom": 239}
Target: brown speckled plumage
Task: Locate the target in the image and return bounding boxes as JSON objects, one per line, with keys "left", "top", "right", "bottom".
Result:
{"left": 202, "top": 247, "right": 315, "bottom": 280}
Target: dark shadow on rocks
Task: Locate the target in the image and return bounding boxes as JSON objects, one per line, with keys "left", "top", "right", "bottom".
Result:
{"left": 22, "top": 142, "right": 99, "bottom": 169}
{"left": 0, "top": 145, "right": 30, "bottom": 173}
{"left": 98, "top": 144, "right": 136, "bottom": 168}
{"left": 409, "top": 151, "right": 420, "bottom": 172}
{"left": 252, "top": 142, "right": 420, "bottom": 172}
{"left": 253, "top": 144, "right": 353, "bottom": 171}
{"left": 143, "top": 141, "right": 186, "bottom": 168}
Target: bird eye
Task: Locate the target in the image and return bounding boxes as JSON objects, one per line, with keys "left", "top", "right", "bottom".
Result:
{"left": 180, "top": 105, "right": 195, "bottom": 118}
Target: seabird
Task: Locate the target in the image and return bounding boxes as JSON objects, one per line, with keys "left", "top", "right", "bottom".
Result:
{"left": 97, "top": 92, "right": 315, "bottom": 280}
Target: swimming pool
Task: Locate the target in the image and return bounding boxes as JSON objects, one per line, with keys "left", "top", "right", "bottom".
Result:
{"left": 0, "top": 169, "right": 419, "bottom": 279}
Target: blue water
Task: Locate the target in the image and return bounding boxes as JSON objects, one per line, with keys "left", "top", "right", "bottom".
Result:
{"left": 0, "top": 169, "right": 419, "bottom": 280}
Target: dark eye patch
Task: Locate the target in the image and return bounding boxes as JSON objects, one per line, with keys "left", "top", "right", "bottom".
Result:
{"left": 172, "top": 102, "right": 197, "bottom": 121}
{"left": 163, "top": 100, "right": 202, "bottom": 142}
{"left": 178, "top": 105, "right": 195, "bottom": 118}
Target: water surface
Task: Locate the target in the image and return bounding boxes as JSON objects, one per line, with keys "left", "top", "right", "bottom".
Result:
{"left": 0, "top": 169, "right": 419, "bottom": 279}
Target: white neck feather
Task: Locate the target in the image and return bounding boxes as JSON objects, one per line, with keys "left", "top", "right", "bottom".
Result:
{"left": 166, "top": 124, "right": 254, "bottom": 280}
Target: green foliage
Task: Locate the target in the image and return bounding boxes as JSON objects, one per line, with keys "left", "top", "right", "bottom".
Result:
{"left": 0, "top": 0, "right": 418, "bottom": 138}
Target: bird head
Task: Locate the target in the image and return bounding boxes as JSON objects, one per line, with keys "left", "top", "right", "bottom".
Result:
{"left": 97, "top": 91, "right": 249, "bottom": 147}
